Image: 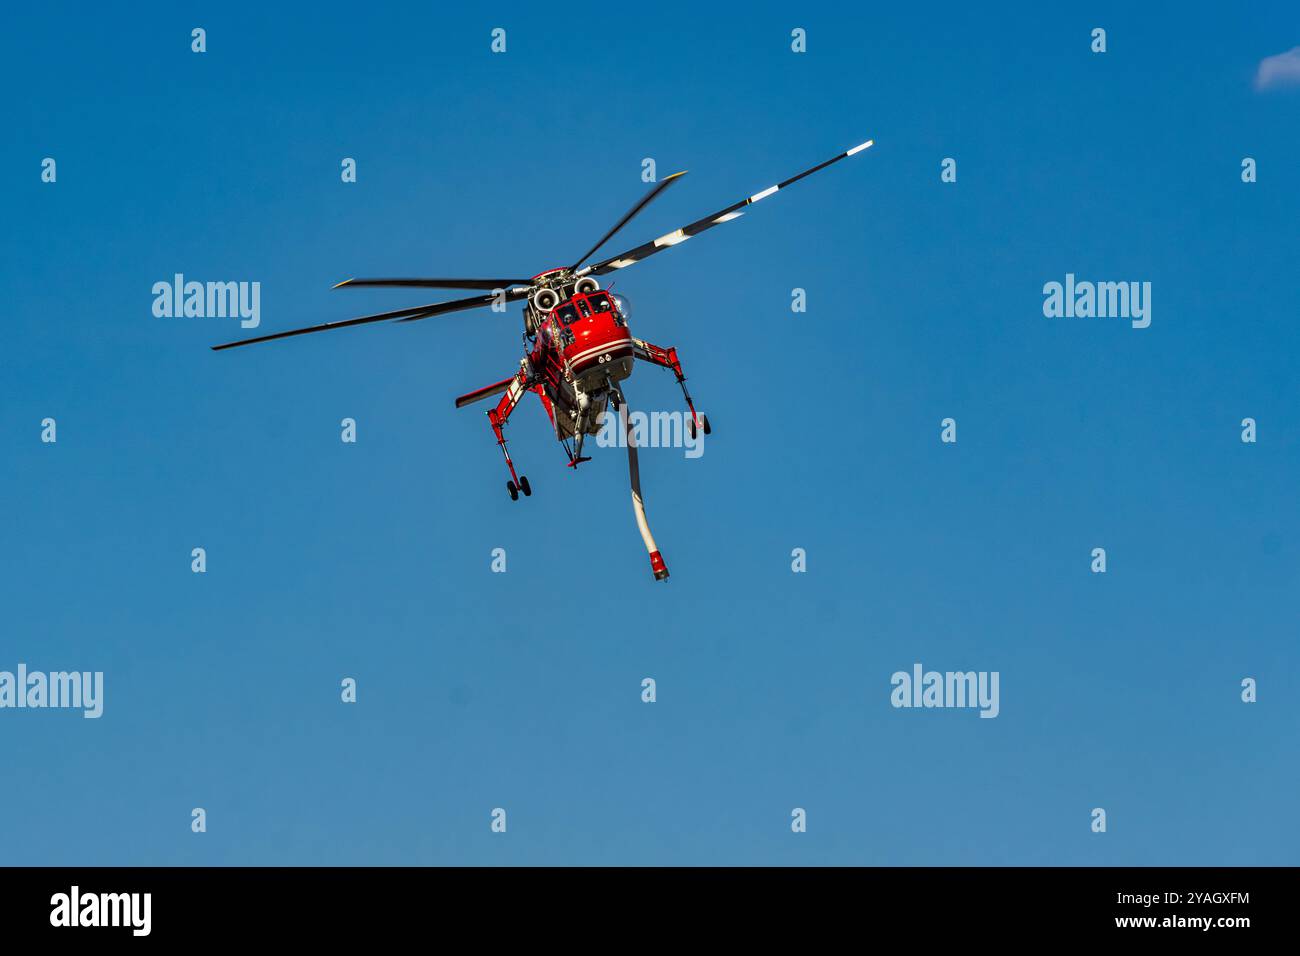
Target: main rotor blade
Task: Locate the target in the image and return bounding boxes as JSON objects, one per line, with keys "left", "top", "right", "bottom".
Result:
{"left": 334, "top": 278, "right": 532, "bottom": 291}
{"left": 569, "top": 170, "right": 688, "bottom": 271}
{"left": 579, "top": 140, "right": 874, "bottom": 278}
{"left": 211, "top": 290, "right": 523, "bottom": 351}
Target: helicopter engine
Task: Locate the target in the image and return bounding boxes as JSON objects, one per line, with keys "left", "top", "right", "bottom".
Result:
{"left": 525, "top": 287, "right": 562, "bottom": 336}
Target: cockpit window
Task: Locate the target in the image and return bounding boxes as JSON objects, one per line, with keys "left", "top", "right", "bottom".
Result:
{"left": 587, "top": 292, "right": 613, "bottom": 312}
{"left": 556, "top": 302, "right": 579, "bottom": 325}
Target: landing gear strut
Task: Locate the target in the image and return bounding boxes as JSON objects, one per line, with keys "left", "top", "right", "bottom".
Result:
{"left": 632, "top": 337, "right": 709, "bottom": 442}
{"left": 488, "top": 368, "right": 536, "bottom": 502}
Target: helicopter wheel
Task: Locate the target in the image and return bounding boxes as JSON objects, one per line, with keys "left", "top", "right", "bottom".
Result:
{"left": 519, "top": 475, "right": 532, "bottom": 497}
{"left": 689, "top": 415, "right": 712, "bottom": 440}
{"left": 506, "top": 480, "right": 519, "bottom": 501}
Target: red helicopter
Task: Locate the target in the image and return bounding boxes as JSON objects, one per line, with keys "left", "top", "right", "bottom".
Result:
{"left": 214, "top": 139, "right": 874, "bottom": 579}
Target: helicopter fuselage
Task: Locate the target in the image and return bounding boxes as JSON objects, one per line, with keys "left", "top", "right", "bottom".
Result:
{"left": 523, "top": 272, "right": 634, "bottom": 440}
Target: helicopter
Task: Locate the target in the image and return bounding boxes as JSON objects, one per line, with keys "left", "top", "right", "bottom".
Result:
{"left": 213, "top": 139, "right": 875, "bottom": 579}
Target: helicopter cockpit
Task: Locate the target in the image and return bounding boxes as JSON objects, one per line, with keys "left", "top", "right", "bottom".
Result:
{"left": 556, "top": 291, "right": 619, "bottom": 324}
{"left": 526, "top": 280, "right": 627, "bottom": 339}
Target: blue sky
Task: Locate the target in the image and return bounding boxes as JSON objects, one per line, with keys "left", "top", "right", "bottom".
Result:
{"left": 2, "top": 1, "right": 1297, "bottom": 865}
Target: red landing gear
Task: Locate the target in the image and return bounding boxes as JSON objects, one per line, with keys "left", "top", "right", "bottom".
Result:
{"left": 506, "top": 476, "right": 532, "bottom": 501}
{"left": 488, "top": 369, "right": 536, "bottom": 502}
{"left": 633, "top": 338, "right": 710, "bottom": 442}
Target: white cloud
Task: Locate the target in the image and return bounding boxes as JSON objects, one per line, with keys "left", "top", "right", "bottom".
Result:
{"left": 1255, "top": 46, "right": 1300, "bottom": 90}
